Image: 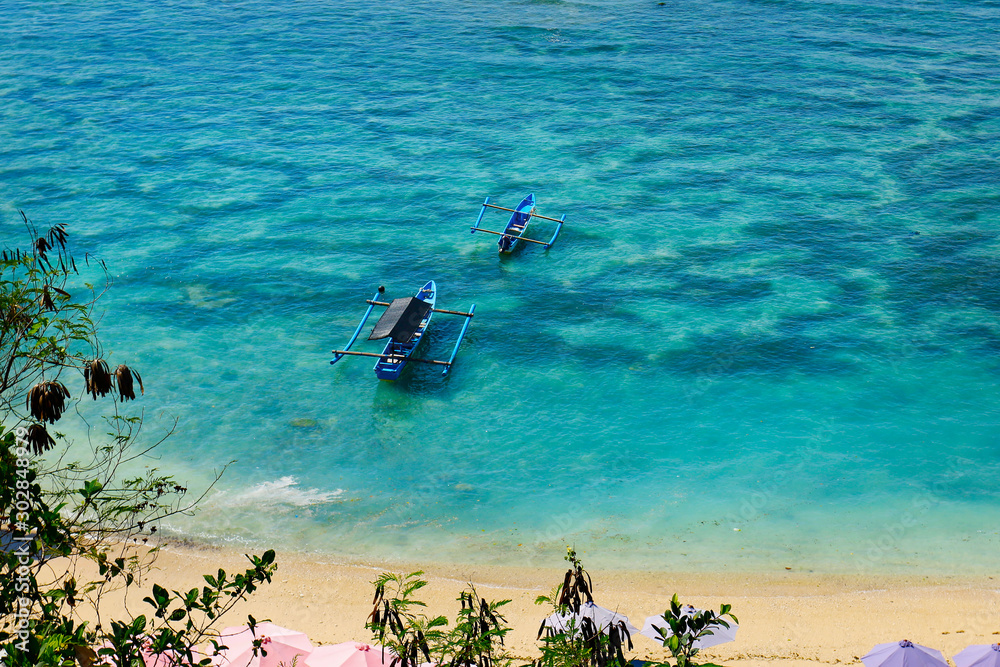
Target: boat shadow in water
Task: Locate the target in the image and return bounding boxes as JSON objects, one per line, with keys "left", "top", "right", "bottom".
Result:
{"left": 373, "top": 367, "right": 449, "bottom": 395}
{"left": 369, "top": 371, "right": 456, "bottom": 440}
{"left": 497, "top": 244, "right": 528, "bottom": 262}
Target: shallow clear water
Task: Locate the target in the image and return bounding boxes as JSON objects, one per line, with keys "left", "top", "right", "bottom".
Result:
{"left": 3, "top": 0, "right": 1000, "bottom": 574}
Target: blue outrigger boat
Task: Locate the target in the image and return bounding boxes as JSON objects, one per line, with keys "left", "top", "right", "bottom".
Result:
{"left": 330, "top": 281, "right": 475, "bottom": 380}
{"left": 470, "top": 194, "right": 567, "bottom": 254}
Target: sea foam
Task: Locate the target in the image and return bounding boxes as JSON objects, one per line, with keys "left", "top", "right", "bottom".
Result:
{"left": 203, "top": 477, "right": 345, "bottom": 510}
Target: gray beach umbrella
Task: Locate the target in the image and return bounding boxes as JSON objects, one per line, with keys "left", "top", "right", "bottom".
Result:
{"left": 861, "top": 640, "right": 948, "bottom": 667}
{"left": 543, "top": 601, "right": 639, "bottom": 636}
{"left": 954, "top": 644, "right": 1000, "bottom": 667}
{"left": 640, "top": 605, "right": 738, "bottom": 650}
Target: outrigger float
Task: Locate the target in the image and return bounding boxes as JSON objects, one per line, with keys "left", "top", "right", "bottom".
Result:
{"left": 330, "top": 281, "right": 475, "bottom": 379}
{"left": 470, "top": 194, "right": 567, "bottom": 254}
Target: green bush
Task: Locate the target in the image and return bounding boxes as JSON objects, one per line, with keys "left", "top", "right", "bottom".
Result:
{"left": 646, "top": 595, "right": 737, "bottom": 667}
{"left": 367, "top": 571, "right": 512, "bottom": 667}
{"left": 534, "top": 549, "right": 631, "bottom": 667}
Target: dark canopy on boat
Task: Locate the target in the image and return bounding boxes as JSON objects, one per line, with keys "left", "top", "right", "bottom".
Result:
{"left": 368, "top": 297, "right": 433, "bottom": 343}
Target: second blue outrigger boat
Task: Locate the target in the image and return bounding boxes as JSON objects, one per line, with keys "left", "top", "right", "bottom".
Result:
{"left": 330, "top": 281, "right": 475, "bottom": 380}
{"left": 470, "top": 194, "right": 567, "bottom": 254}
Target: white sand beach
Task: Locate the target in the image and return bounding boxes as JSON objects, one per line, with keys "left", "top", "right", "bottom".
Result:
{"left": 94, "top": 542, "right": 1000, "bottom": 667}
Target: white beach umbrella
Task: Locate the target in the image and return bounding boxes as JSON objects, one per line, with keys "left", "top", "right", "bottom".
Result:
{"left": 640, "top": 604, "right": 738, "bottom": 650}
{"left": 542, "top": 601, "right": 639, "bottom": 636}
{"left": 954, "top": 644, "right": 1000, "bottom": 667}
{"left": 861, "top": 640, "right": 948, "bottom": 667}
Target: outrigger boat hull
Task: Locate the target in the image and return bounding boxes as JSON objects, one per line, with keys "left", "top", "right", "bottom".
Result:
{"left": 498, "top": 194, "right": 535, "bottom": 254}
{"left": 373, "top": 281, "right": 435, "bottom": 381}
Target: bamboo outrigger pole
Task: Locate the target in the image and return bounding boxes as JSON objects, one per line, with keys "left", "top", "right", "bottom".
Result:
{"left": 329, "top": 349, "right": 453, "bottom": 367}
{"left": 365, "top": 300, "right": 475, "bottom": 318}
{"left": 466, "top": 227, "right": 551, "bottom": 246}
{"left": 482, "top": 203, "right": 566, "bottom": 224}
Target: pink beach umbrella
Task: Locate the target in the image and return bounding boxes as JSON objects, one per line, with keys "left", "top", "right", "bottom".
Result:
{"left": 954, "top": 644, "right": 1000, "bottom": 667}
{"left": 142, "top": 650, "right": 177, "bottom": 667}
{"left": 861, "top": 640, "right": 948, "bottom": 667}
{"left": 303, "top": 642, "right": 395, "bottom": 667}
{"left": 215, "top": 623, "right": 314, "bottom": 667}
{"left": 143, "top": 645, "right": 215, "bottom": 667}
{"left": 142, "top": 646, "right": 195, "bottom": 667}
{"left": 98, "top": 639, "right": 202, "bottom": 667}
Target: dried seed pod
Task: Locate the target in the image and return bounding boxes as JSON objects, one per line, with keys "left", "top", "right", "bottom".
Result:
{"left": 26, "top": 381, "right": 71, "bottom": 423}
{"left": 26, "top": 423, "right": 56, "bottom": 455}
{"left": 35, "top": 235, "right": 52, "bottom": 258}
{"left": 47, "top": 223, "right": 68, "bottom": 250}
{"left": 114, "top": 364, "right": 143, "bottom": 402}
{"left": 84, "top": 359, "right": 113, "bottom": 399}
{"left": 40, "top": 287, "right": 56, "bottom": 311}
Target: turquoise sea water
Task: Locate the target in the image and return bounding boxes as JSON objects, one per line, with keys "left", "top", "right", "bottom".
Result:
{"left": 3, "top": 0, "right": 1000, "bottom": 574}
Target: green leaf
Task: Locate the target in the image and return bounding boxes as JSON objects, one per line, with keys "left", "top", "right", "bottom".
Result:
{"left": 152, "top": 583, "right": 169, "bottom": 607}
